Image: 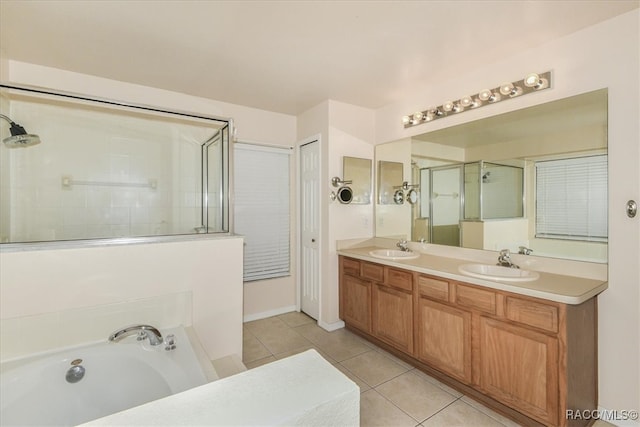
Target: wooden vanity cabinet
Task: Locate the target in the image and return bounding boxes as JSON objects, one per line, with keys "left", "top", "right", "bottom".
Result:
{"left": 338, "top": 255, "right": 597, "bottom": 427}
{"left": 339, "top": 257, "right": 371, "bottom": 333}
{"left": 372, "top": 267, "right": 414, "bottom": 353}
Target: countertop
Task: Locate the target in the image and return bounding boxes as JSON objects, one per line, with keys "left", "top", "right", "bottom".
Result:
{"left": 337, "top": 246, "right": 608, "bottom": 305}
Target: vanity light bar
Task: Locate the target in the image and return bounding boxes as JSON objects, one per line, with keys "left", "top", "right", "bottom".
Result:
{"left": 402, "top": 71, "right": 551, "bottom": 128}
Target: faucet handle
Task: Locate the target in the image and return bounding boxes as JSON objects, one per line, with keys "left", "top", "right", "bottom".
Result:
{"left": 499, "top": 249, "right": 511, "bottom": 257}
{"left": 164, "top": 334, "right": 176, "bottom": 351}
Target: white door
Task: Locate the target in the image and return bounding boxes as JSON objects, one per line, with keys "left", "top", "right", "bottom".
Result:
{"left": 300, "top": 140, "right": 320, "bottom": 320}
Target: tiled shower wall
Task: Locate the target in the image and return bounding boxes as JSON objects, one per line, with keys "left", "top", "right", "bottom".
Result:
{"left": 0, "top": 98, "right": 215, "bottom": 242}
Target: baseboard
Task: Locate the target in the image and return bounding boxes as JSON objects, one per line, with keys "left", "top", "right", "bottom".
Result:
{"left": 243, "top": 305, "right": 297, "bottom": 323}
{"left": 318, "top": 319, "right": 345, "bottom": 332}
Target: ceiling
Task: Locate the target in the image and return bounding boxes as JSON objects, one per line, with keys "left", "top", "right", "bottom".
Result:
{"left": 1, "top": 1, "right": 637, "bottom": 115}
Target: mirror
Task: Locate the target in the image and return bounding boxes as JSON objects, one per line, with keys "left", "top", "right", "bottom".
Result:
{"left": 343, "top": 156, "right": 372, "bottom": 204}
{"left": 377, "top": 160, "right": 404, "bottom": 204}
{"left": 375, "top": 89, "right": 608, "bottom": 263}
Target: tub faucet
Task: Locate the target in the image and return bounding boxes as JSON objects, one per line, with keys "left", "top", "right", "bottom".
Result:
{"left": 497, "top": 249, "right": 519, "bottom": 269}
{"left": 108, "top": 325, "right": 164, "bottom": 346}
{"left": 397, "top": 239, "right": 411, "bottom": 252}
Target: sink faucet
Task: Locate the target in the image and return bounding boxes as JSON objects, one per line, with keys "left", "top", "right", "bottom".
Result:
{"left": 518, "top": 246, "right": 533, "bottom": 255}
{"left": 396, "top": 239, "right": 411, "bottom": 252}
{"left": 108, "top": 324, "right": 164, "bottom": 346}
{"left": 497, "top": 249, "right": 519, "bottom": 269}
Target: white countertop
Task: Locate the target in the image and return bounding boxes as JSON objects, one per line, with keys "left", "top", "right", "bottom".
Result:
{"left": 338, "top": 246, "right": 607, "bottom": 305}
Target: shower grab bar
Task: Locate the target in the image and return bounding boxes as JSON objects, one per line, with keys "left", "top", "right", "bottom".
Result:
{"left": 61, "top": 175, "right": 157, "bottom": 190}
{"left": 432, "top": 192, "right": 459, "bottom": 198}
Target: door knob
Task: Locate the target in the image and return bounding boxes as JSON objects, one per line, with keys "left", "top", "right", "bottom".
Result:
{"left": 311, "top": 239, "right": 316, "bottom": 242}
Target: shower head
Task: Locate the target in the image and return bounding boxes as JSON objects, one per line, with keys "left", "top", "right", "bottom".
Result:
{"left": 0, "top": 114, "right": 41, "bottom": 148}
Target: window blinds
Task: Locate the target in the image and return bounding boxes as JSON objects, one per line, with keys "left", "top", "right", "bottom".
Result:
{"left": 535, "top": 155, "right": 607, "bottom": 242}
{"left": 234, "top": 143, "right": 291, "bottom": 281}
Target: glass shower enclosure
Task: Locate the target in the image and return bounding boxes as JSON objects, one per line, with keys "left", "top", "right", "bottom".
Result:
{"left": 0, "top": 84, "right": 231, "bottom": 245}
{"left": 413, "top": 161, "right": 524, "bottom": 248}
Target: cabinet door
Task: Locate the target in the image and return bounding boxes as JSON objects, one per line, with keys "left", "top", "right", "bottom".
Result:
{"left": 478, "top": 317, "right": 558, "bottom": 425}
{"left": 416, "top": 297, "right": 471, "bottom": 382}
{"left": 341, "top": 274, "right": 371, "bottom": 333}
{"left": 372, "top": 284, "right": 413, "bottom": 353}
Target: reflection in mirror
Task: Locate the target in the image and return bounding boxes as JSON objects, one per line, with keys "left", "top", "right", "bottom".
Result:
{"left": 343, "top": 156, "right": 372, "bottom": 204}
{"left": 378, "top": 161, "right": 404, "bottom": 204}
{"left": 376, "top": 89, "right": 608, "bottom": 263}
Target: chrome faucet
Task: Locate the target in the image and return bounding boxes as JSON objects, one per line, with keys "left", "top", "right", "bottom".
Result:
{"left": 108, "top": 324, "right": 164, "bottom": 346}
{"left": 497, "top": 249, "right": 519, "bottom": 269}
{"left": 518, "top": 246, "right": 533, "bottom": 255}
{"left": 396, "top": 239, "right": 411, "bottom": 252}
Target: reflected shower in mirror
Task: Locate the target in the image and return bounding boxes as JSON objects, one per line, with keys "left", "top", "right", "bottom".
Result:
{"left": 376, "top": 89, "right": 608, "bottom": 263}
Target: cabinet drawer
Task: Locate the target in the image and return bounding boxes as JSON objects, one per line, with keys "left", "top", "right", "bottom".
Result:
{"left": 505, "top": 297, "right": 559, "bottom": 333}
{"left": 417, "top": 275, "right": 449, "bottom": 302}
{"left": 361, "top": 262, "right": 384, "bottom": 282}
{"left": 456, "top": 284, "right": 496, "bottom": 314}
{"left": 386, "top": 268, "right": 413, "bottom": 292}
{"left": 342, "top": 257, "right": 361, "bottom": 277}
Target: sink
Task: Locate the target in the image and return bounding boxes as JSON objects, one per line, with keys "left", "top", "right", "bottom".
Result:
{"left": 458, "top": 263, "right": 540, "bottom": 282}
{"left": 368, "top": 249, "right": 420, "bottom": 261}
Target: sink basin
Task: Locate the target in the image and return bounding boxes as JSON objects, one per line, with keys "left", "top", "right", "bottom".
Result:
{"left": 368, "top": 249, "right": 420, "bottom": 261}
{"left": 458, "top": 263, "right": 540, "bottom": 282}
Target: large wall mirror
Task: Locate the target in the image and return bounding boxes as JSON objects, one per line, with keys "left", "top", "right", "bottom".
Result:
{"left": 375, "top": 89, "right": 608, "bottom": 263}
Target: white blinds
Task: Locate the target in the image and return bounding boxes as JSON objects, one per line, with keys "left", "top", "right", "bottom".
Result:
{"left": 535, "top": 155, "right": 608, "bottom": 242}
{"left": 234, "top": 143, "right": 291, "bottom": 281}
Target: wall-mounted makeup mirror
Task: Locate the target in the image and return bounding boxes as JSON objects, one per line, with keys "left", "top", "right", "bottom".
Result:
{"left": 343, "top": 156, "right": 372, "bottom": 204}
{"left": 378, "top": 160, "right": 404, "bottom": 204}
{"left": 375, "top": 89, "right": 608, "bottom": 263}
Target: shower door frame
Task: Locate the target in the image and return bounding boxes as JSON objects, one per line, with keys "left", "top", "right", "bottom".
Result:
{"left": 0, "top": 82, "right": 234, "bottom": 250}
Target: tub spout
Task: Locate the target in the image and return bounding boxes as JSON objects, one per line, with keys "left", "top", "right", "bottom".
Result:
{"left": 108, "top": 325, "right": 163, "bottom": 346}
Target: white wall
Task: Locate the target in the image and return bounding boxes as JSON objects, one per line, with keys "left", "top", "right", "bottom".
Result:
{"left": 0, "top": 237, "right": 244, "bottom": 361}
{"left": 375, "top": 9, "right": 640, "bottom": 416}
{"left": 1, "top": 61, "right": 299, "bottom": 350}
{"left": 297, "top": 100, "right": 375, "bottom": 328}
{"left": 326, "top": 101, "right": 375, "bottom": 326}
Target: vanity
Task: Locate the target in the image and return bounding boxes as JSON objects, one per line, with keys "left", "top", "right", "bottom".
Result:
{"left": 337, "top": 245, "right": 607, "bottom": 427}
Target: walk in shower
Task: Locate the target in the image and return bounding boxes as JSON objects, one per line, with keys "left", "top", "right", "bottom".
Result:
{"left": 0, "top": 84, "right": 231, "bottom": 244}
{"left": 413, "top": 160, "right": 524, "bottom": 248}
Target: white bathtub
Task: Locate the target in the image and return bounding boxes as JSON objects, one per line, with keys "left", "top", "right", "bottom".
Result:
{"left": 0, "top": 326, "right": 209, "bottom": 426}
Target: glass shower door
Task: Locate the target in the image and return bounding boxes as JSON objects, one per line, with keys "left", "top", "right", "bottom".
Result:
{"left": 431, "top": 166, "right": 462, "bottom": 246}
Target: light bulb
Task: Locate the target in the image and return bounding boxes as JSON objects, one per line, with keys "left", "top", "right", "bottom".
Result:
{"left": 524, "top": 73, "right": 540, "bottom": 87}
{"left": 478, "top": 89, "right": 492, "bottom": 101}
{"left": 402, "top": 115, "right": 411, "bottom": 125}
{"left": 524, "top": 73, "right": 549, "bottom": 90}
{"left": 499, "top": 83, "right": 515, "bottom": 96}
{"left": 442, "top": 101, "right": 454, "bottom": 112}
{"left": 460, "top": 96, "right": 473, "bottom": 107}
{"left": 414, "top": 111, "right": 424, "bottom": 121}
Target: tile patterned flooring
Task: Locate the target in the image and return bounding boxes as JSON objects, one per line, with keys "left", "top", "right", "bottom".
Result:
{"left": 243, "top": 311, "right": 522, "bottom": 427}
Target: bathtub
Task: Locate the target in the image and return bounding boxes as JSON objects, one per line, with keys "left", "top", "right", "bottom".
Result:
{"left": 0, "top": 325, "right": 210, "bottom": 426}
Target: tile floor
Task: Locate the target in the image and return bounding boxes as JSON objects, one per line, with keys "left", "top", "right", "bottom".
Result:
{"left": 243, "top": 311, "right": 613, "bottom": 427}
{"left": 244, "top": 311, "right": 522, "bottom": 426}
